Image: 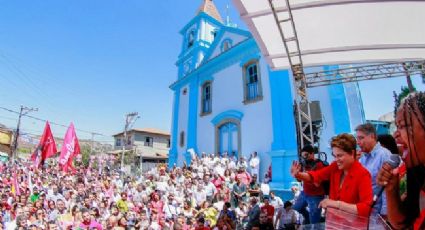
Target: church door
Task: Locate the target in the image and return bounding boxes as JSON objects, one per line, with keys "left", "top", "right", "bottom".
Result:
{"left": 218, "top": 122, "right": 238, "bottom": 157}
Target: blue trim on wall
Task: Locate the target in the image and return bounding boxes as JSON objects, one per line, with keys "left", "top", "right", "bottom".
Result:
{"left": 168, "top": 89, "right": 181, "bottom": 168}
{"left": 186, "top": 79, "right": 199, "bottom": 156}
{"left": 356, "top": 82, "right": 367, "bottom": 123}
{"left": 171, "top": 39, "right": 258, "bottom": 90}
{"left": 179, "top": 12, "right": 223, "bottom": 35}
{"left": 325, "top": 65, "right": 351, "bottom": 134}
{"left": 239, "top": 54, "right": 261, "bottom": 67}
{"left": 268, "top": 68, "right": 298, "bottom": 150}
{"left": 269, "top": 149, "right": 298, "bottom": 190}
{"left": 201, "top": 26, "right": 252, "bottom": 65}
{"left": 199, "top": 75, "right": 214, "bottom": 86}
{"left": 211, "top": 110, "right": 244, "bottom": 125}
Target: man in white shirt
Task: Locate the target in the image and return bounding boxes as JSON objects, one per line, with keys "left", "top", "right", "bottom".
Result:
{"left": 270, "top": 191, "right": 284, "bottom": 212}
{"left": 163, "top": 194, "right": 180, "bottom": 220}
{"left": 194, "top": 184, "right": 207, "bottom": 207}
{"left": 228, "top": 156, "right": 237, "bottom": 170}
{"left": 249, "top": 152, "right": 260, "bottom": 182}
{"left": 203, "top": 174, "right": 217, "bottom": 202}
{"left": 47, "top": 184, "right": 65, "bottom": 203}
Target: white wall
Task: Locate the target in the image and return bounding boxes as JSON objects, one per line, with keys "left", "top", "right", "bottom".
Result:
{"left": 209, "top": 31, "right": 249, "bottom": 60}
{"left": 177, "top": 86, "right": 189, "bottom": 163}
{"left": 196, "top": 57, "right": 273, "bottom": 180}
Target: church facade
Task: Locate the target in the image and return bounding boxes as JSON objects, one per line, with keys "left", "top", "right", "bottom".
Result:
{"left": 168, "top": 0, "right": 365, "bottom": 190}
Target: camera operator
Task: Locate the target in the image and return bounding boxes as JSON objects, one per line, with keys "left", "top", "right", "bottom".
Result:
{"left": 292, "top": 145, "right": 326, "bottom": 225}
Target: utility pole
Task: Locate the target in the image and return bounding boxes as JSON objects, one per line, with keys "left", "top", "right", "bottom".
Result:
{"left": 12, "top": 106, "right": 38, "bottom": 162}
{"left": 120, "top": 112, "right": 139, "bottom": 176}
{"left": 90, "top": 132, "right": 101, "bottom": 155}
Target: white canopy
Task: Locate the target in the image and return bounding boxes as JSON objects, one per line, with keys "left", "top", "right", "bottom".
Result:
{"left": 232, "top": 0, "right": 425, "bottom": 70}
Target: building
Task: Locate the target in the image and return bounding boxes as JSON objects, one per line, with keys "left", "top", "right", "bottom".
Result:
{"left": 367, "top": 119, "right": 392, "bottom": 136}
{"left": 168, "top": 0, "right": 365, "bottom": 190}
{"left": 0, "top": 124, "right": 13, "bottom": 161}
{"left": 112, "top": 128, "right": 170, "bottom": 170}
{"left": 378, "top": 111, "right": 396, "bottom": 134}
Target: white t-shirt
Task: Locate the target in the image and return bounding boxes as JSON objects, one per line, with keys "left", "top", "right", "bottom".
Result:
{"left": 163, "top": 202, "right": 180, "bottom": 219}
{"left": 278, "top": 208, "right": 297, "bottom": 228}
{"left": 260, "top": 183, "right": 270, "bottom": 196}
{"left": 213, "top": 201, "right": 225, "bottom": 212}
{"left": 194, "top": 190, "right": 207, "bottom": 206}
{"left": 270, "top": 196, "right": 284, "bottom": 210}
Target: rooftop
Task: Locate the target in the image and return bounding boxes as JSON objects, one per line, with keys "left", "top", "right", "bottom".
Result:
{"left": 197, "top": 0, "right": 222, "bottom": 23}
{"left": 113, "top": 128, "right": 170, "bottom": 137}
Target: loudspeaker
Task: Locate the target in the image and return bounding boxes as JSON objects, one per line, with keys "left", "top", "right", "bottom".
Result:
{"left": 300, "top": 101, "right": 322, "bottom": 123}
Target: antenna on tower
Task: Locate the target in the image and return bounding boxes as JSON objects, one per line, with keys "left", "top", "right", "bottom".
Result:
{"left": 225, "top": 4, "right": 230, "bottom": 26}
{"left": 224, "top": 2, "right": 237, "bottom": 27}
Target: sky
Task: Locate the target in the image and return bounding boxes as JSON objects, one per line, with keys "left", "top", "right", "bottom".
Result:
{"left": 0, "top": 0, "right": 423, "bottom": 144}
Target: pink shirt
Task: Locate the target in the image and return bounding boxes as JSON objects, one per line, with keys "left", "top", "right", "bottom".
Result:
{"left": 236, "top": 172, "right": 251, "bottom": 185}
{"left": 79, "top": 220, "right": 103, "bottom": 230}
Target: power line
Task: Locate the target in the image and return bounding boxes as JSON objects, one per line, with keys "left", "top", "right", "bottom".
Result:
{"left": 0, "top": 106, "right": 110, "bottom": 137}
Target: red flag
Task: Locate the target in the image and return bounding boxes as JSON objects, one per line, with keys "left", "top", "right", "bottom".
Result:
{"left": 31, "top": 121, "right": 57, "bottom": 168}
{"left": 58, "top": 123, "right": 80, "bottom": 172}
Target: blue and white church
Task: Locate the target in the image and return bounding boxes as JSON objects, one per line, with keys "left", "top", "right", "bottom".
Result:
{"left": 168, "top": 0, "right": 365, "bottom": 191}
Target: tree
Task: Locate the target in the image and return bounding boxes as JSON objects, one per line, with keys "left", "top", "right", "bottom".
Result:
{"left": 398, "top": 86, "right": 416, "bottom": 103}
{"left": 80, "top": 144, "right": 91, "bottom": 167}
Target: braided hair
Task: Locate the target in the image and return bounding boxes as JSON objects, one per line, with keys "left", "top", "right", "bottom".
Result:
{"left": 397, "top": 92, "right": 425, "bottom": 226}
{"left": 398, "top": 92, "right": 425, "bottom": 166}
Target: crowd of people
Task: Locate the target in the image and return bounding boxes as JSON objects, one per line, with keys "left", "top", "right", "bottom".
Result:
{"left": 0, "top": 150, "right": 297, "bottom": 230}
{"left": 1, "top": 91, "right": 425, "bottom": 230}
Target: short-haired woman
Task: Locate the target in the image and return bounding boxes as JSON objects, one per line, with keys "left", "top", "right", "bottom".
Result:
{"left": 290, "top": 133, "right": 373, "bottom": 216}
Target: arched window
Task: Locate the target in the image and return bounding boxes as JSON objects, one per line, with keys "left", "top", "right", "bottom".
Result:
{"left": 187, "top": 30, "right": 195, "bottom": 49}
{"left": 221, "top": 39, "right": 232, "bottom": 52}
{"left": 201, "top": 82, "right": 212, "bottom": 115}
{"left": 242, "top": 60, "right": 263, "bottom": 103}
{"left": 223, "top": 41, "right": 230, "bottom": 51}
{"left": 211, "top": 30, "right": 217, "bottom": 40}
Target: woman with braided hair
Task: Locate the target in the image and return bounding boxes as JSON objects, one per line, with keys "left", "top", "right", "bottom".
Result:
{"left": 377, "top": 92, "right": 425, "bottom": 229}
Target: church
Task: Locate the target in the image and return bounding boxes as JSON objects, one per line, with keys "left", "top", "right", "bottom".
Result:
{"left": 168, "top": 0, "right": 365, "bottom": 191}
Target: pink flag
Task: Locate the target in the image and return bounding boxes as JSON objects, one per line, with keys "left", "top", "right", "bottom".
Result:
{"left": 58, "top": 123, "right": 80, "bottom": 172}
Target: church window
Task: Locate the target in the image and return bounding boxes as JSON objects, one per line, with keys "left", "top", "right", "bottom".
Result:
{"left": 211, "top": 31, "right": 217, "bottom": 40}
{"left": 201, "top": 81, "right": 212, "bottom": 115}
{"left": 221, "top": 39, "right": 232, "bottom": 52}
{"left": 222, "top": 40, "right": 231, "bottom": 52}
{"left": 187, "top": 30, "right": 195, "bottom": 49}
{"left": 242, "top": 60, "right": 263, "bottom": 104}
{"left": 179, "top": 131, "right": 185, "bottom": 147}
{"left": 215, "top": 120, "right": 241, "bottom": 158}
{"left": 182, "top": 88, "right": 187, "bottom": 95}
{"left": 223, "top": 41, "right": 230, "bottom": 51}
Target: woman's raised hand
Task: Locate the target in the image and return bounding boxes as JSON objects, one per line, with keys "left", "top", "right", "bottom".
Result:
{"left": 290, "top": 161, "right": 301, "bottom": 178}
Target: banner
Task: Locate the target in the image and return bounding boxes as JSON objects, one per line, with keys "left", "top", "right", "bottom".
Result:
{"left": 59, "top": 123, "right": 80, "bottom": 172}
{"left": 12, "top": 173, "right": 20, "bottom": 196}
{"left": 31, "top": 121, "right": 57, "bottom": 168}
{"left": 0, "top": 130, "right": 12, "bottom": 145}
